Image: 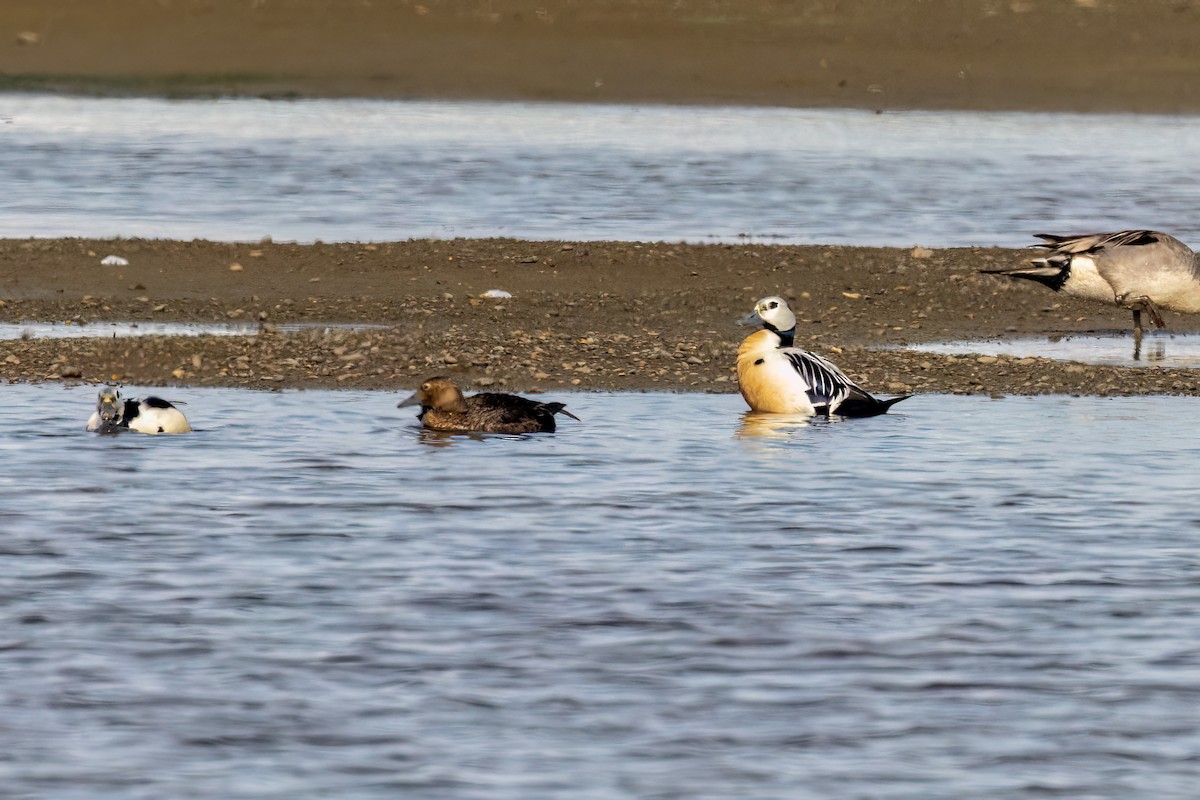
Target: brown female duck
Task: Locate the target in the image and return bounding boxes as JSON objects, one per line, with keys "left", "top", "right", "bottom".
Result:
{"left": 398, "top": 376, "right": 580, "bottom": 433}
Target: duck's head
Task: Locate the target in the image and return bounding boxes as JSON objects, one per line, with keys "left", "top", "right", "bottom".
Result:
{"left": 740, "top": 296, "right": 796, "bottom": 333}
{"left": 95, "top": 386, "right": 125, "bottom": 424}
{"left": 398, "top": 376, "right": 468, "bottom": 413}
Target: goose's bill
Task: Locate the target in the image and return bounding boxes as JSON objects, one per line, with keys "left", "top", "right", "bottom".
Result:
{"left": 397, "top": 392, "right": 421, "bottom": 408}
{"left": 738, "top": 309, "right": 763, "bottom": 327}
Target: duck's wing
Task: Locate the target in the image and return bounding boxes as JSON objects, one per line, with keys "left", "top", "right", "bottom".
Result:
{"left": 129, "top": 396, "right": 192, "bottom": 434}
{"left": 779, "top": 348, "right": 858, "bottom": 410}
{"left": 781, "top": 348, "right": 911, "bottom": 417}
{"left": 469, "top": 392, "right": 564, "bottom": 427}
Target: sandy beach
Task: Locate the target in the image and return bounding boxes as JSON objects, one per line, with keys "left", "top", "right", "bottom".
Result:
{"left": 2, "top": 0, "right": 1200, "bottom": 113}
{"left": 3, "top": 237, "right": 1200, "bottom": 397}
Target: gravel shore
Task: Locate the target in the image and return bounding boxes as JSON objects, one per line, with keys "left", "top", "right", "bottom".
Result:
{"left": 3, "top": 238, "right": 1200, "bottom": 397}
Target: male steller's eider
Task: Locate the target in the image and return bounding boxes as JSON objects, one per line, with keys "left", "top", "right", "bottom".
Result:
{"left": 737, "top": 296, "right": 909, "bottom": 417}
{"left": 86, "top": 386, "right": 192, "bottom": 434}
{"left": 981, "top": 230, "right": 1200, "bottom": 335}
{"left": 399, "top": 376, "right": 580, "bottom": 433}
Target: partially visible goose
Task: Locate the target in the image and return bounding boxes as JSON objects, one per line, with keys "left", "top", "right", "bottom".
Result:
{"left": 982, "top": 230, "right": 1200, "bottom": 334}
{"left": 86, "top": 386, "right": 192, "bottom": 434}
{"left": 737, "top": 296, "right": 910, "bottom": 417}
{"left": 399, "top": 376, "right": 580, "bottom": 433}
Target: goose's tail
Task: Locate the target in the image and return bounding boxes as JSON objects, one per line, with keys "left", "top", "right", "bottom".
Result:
{"left": 980, "top": 254, "right": 1071, "bottom": 292}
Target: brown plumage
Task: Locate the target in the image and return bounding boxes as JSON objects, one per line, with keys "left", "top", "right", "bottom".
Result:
{"left": 398, "top": 376, "right": 580, "bottom": 433}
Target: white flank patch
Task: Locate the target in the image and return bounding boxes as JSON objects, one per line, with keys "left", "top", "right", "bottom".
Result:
{"left": 481, "top": 289, "right": 512, "bottom": 299}
{"left": 100, "top": 255, "right": 129, "bottom": 266}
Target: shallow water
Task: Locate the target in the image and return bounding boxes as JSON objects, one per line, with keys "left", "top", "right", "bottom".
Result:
{"left": 5, "top": 96, "right": 1200, "bottom": 246}
{"left": 3, "top": 385, "right": 1200, "bottom": 798}
{"left": 909, "top": 330, "right": 1200, "bottom": 368}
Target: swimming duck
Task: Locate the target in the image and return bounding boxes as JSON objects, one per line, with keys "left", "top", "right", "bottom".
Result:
{"left": 86, "top": 386, "right": 192, "bottom": 434}
{"left": 398, "top": 376, "right": 580, "bottom": 433}
{"left": 737, "top": 296, "right": 910, "bottom": 417}
{"left": 982, "top": 230, "right": 1200, "bottom": 335}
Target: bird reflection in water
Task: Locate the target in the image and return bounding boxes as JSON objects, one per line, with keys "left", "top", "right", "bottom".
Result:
{"left": 1046, "top": 329, "right": 1172, "bottom": 363}
{"left": 414, "top": 428, "right": 524, "bottom": 448}
{"left": 1135, "top": 334, "right": 1168, "bottom": 363}
{"left": 736, "top": 411, "right": 823, "bottom": 440}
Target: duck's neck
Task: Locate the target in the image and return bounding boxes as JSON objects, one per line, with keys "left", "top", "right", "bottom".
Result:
{"left": 764, "top": 324, "right": 795, "bottom": 348}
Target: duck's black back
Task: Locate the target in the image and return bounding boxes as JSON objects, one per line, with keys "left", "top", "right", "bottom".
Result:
{"left": 466, "top": 392, "right": 558, "bottom": 432}
{"left": 121, "top": 398, "right": 143, "bottom": 427}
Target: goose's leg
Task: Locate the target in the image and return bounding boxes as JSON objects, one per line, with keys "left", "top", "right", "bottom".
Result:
{"left": 1140, "top": 297, "right": 1166, "bottom": 329}
{"left": 1126, "top": 297, "right": 1166, "bottom": 334}
{"left": 1132, "top": 308, "right": 1143, "bottom": 336}
{"left": 1133, "top": 324, "right": 1143, "bottom": 361}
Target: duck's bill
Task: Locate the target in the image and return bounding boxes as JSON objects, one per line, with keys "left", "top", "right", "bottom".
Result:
{"left": 397, "top": 393, "right": 421, "bottom": 408}
{"left": 738, "top": 310, "right": 763, "bottom": 327}
{"left": 97, "top": 399, "right": 122, "bottom": 421}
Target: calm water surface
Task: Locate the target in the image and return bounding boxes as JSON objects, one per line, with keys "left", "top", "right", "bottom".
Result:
{"left": 909, "top": 330, "right": 1200, "bottom": 368}
{"left": 2, "top": 386, "right": 1199, "bottom": 798}
{"left": 4, "top": 95, "right": 1200, "bottom": 246}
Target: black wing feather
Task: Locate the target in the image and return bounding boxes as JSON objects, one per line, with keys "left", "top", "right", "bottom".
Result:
{"left": 783, "top": 350, "right": 852, "bottom": 410}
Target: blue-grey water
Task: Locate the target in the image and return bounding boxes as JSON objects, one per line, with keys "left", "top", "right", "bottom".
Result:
{"left": 3, "top": 385, "right": 1199, "bottom": 799}
{"left": 4, "top": 95, "right": 1200, "bottom": 246}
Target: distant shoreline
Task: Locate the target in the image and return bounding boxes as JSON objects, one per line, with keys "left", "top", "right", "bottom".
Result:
{"left": 2, "top": 1, "right": 1200, "bottom": 114}
{"left": 2, "top": 237, "right": 1199, "bottom": 397}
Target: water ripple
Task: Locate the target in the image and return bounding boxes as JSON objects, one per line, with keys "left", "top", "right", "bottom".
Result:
{"left": 5, "top": 96, "right": 1200, "bottom": 245}
{"left": 1, "top": 386, "right": 1199, "bottom": 797}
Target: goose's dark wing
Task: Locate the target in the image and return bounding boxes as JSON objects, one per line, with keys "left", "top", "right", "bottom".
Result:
{"left": 1033, "top": 229, "right": 1175, "bottom": 254}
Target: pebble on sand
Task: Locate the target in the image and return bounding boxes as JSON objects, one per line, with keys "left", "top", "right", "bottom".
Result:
{"left": 100, "top": 255, "right": 129, "bottom": 266}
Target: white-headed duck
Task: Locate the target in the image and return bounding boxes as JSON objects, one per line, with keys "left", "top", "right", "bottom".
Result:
{"left": 399, "top": 376, "right": 580, "bottom": 433}
{"left": 86, "top": 386, "right": 192, "bottom": 434}
{"left": 737, "top": 296, "right": 909, "bottom": 417}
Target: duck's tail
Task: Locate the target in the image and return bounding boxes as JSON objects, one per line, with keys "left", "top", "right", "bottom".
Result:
{"left": 834, "top": 393, "right": 912, "bottom": 418}
{"left": 980, "top": 254, "right": 1071, "bottom": 292}
{"left": 541, "top": 402, "right": 581, "bottom": 422}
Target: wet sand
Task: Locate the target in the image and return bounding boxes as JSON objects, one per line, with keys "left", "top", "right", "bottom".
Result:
{"left": 3, "top": 0, "right": 1200, "bottom": 113}
{"left": 3, "top": 237, "right": 1200, "bottom": 398}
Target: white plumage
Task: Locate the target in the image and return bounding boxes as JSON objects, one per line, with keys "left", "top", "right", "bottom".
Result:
{"left": 86, "top": 387, "right": 191, "bottom": 435}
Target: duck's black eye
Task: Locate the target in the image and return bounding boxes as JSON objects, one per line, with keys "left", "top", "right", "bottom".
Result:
{"left": 768, "top": 301, "right": 778, "bottom": 309}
